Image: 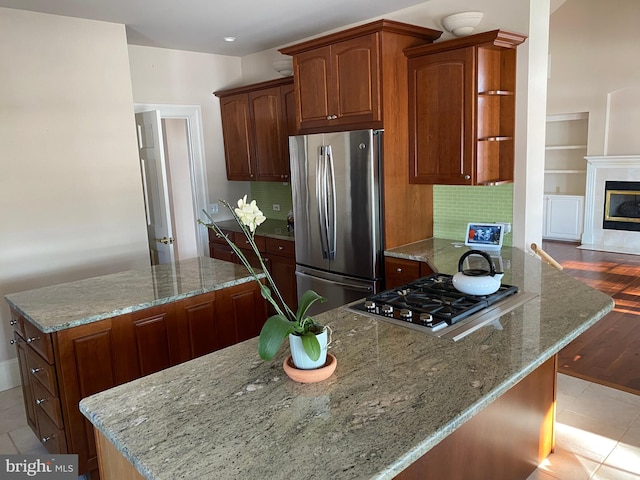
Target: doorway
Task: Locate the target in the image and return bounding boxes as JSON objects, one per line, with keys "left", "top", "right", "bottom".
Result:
{"left": 134, "top": 104, "right": 209, "bottom": 264}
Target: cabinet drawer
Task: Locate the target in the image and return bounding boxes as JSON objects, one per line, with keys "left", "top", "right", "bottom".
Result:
{"left": 23, "top": 320, "right": 54, "bottom": 364}
{"left": 265, "top": 237, "right": 295, "bottom": 258}
{"left": 385, "top": 257, "right": 420, "bottom": 281}
{"left": 208, "top": 228, "right": 235, "bottom": 245}
{"left": 233, "top": 232, "right": 266, "bottom": 251}
{"left": 9, "top": 309, "right": 24, "bottom": 337}
{"left": 31, "top": 377, "right": 64, "bottom": 429}
{"left": 36, "top": 407, "right": 67, "bottom": 454}
{"left": 25, "top": 346, "right": 59, "bottom": 397}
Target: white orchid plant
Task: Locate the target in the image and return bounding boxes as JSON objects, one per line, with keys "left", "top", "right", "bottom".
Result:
{"left": 199, "top": 196, "right": 327, "bottom": 362}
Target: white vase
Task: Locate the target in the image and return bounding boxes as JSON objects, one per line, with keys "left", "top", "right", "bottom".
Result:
{"left": 289, "top": 329, "right": 328, "bottom": 370}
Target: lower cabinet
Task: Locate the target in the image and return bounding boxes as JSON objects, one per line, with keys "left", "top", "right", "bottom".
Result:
{"left": 10, "top": 280, "right": 267, "bottom": 479}
{"left": 543, "top": 194, "right": 585, "bottom": 241}
{"left": 263, "top": 237, "right": 298, "bottom": 313}
{"left": 385, "top": 257, "right": 435, "bottom": 290}
{"left": 209, "top": 229, "right": 298, "bottom": 314}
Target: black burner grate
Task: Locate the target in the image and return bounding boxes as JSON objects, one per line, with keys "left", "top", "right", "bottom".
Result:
{"left": 351, "top": 273, "right": 518, "bottom": 327}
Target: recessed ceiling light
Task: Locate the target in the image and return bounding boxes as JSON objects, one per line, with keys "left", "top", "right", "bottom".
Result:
{"left": 224, "top": 37, "right": 236, "bottom": 42}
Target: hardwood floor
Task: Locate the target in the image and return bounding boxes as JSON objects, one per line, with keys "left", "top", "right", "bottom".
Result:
{"left": 541, "top": 240, "right": 640, "bottom": 396}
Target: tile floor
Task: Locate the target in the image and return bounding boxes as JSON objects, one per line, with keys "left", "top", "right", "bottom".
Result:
{"left": 527, "top": 374, "right": 640, "bottom": 480}
{"left": 0, "top": 374, "right": 638, "bottom": 479}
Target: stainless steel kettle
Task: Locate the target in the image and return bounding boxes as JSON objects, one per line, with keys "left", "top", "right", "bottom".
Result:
{"left": 452, "top": 250, "right": 504, "bottom": 296}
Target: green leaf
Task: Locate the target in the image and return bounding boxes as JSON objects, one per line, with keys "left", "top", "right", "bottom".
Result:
{"left": 258, "top": 315, "right": 295, "bottom": 361}
{"left": 295, "top": 290, "right": 327, "bottom": 323}
{"left": 300, "top": 332, "right": 321, "bottom": 361}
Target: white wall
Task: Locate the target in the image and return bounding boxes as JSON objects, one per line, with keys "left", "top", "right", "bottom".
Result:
{"left": 547, "top": 0, "right": 640, "bottom": 155}
{"left": 0, "top": 8, "right": 150, "bottom": 377}
{"left": 127, "top": 46, "right": 252, "bottom": 220}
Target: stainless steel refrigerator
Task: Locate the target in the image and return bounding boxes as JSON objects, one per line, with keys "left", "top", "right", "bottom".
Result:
{"left": 289, "top": 129, "right": 383, "bottom": 315}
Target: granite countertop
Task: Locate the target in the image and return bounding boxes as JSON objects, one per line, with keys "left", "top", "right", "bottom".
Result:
{"left": 79, "top": 241, "right": 614, "bottom": 480}
{"left": 5, "top": 257, "right": 263, "bottom": 333}
{"left": 216, "top": 218, "right": 294, "bottom": 241}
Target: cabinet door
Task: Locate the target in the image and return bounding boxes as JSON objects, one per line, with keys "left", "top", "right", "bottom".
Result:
{"left": 250, "top": 87, "right": 289, "bottom": 182}
{"left": 266, "top": 254, "right": 298, "bottom": 314}
{"left": 409, "top": 47, "right": 474, "bottom": 184}
{"left": 218, "top": 282, "right": 267, "bottom": 344}
{"left": 332, "top": 33, "right": 380, "bottom": 127}
{"left": 543, "top": 195, "right": 585, "bottom": 241}
{"left": 219, "top": 93, "right": 254, "bottom": 180}
{"left": 54, "top": 319, "right": 118, "bottom": 476}
{"left": 128, "top": 305, "right": 181, "bottom": 377}
{"left": 294, "top": 35, "right": 381, "bottom": 132}
{"left": 294, "top": 46, "right": 332, "bottom": 130}
{"left": 211, "top": 243, "right": 237, "bottom": 263}
{"left": 177, "top": 291, "right": 234, "bottom": 360}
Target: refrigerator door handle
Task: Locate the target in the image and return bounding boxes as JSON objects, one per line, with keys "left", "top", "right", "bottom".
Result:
{"left": 325, "top": 145, "right": 337, "bottom": 260}
{"left": 316, "top": 145, "right": 329, "bottom": 259}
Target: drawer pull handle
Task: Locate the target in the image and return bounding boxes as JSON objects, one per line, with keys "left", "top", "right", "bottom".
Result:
{"left": 396, "top": 268, "right": 402, "bottom": 272}
{"left": 30, "top": 368, "right": 41, "bottom": 375}
{"left": 10, "top": 320, "right": 17, "bottom": 326}
{"left": 35, "top": 398, "right": 47, "bottom": 405}
{"left": 278, "top": 246, "right": 284, "bottom": 250}
{"left": 41, "top": 434, "right": 55, "bottom": 443}
{"left": 10, "top": 339, "right": 21, "bottom": 345}
{"left": 26, "top": 336, "right": 39, "bottom": 343}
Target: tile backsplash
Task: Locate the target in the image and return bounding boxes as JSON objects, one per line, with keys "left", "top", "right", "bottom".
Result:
{"left": 249, "top": 181, "right": 513, "bottom": 245}
{"left": 250, "top": 182, "right": 293, "bottom": 221}
{"left": 433, "top": 184, "right": 514, "bottom": 246}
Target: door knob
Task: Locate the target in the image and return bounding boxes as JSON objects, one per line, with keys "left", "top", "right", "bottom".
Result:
{"left": 156, "top": 236, "right": 174, "bottom": 245}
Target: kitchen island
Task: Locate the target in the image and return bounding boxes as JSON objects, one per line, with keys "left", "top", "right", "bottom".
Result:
{"left": 5, "top": 256, "right": 267, "bottom": 478}
{"left": 79, "top": 241, "right": 614, "bottom": 480}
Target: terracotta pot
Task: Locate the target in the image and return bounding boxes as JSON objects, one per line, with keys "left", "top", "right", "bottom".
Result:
{"left": 283, "top": 354, "right": 337, "bottom": 383}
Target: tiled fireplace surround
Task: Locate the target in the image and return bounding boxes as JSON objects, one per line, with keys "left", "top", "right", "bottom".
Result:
{"left": 582, "top": 155, "right": 640, "bottom": 254}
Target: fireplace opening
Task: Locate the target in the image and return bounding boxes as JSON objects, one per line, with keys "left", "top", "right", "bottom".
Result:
{"left": 603, "top": 180, "right": 640, "bottom": 232}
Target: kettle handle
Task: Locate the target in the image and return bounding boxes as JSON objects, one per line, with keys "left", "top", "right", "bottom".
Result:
{"left": 458, "top": 250, "right": 496, "bottom": 276}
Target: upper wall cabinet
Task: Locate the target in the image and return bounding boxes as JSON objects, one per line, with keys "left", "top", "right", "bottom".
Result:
{"left": 405, "top": 30, "right": 527, "bottom": 186}
{"left": 281, "top": 20, "right": 442, "bottom": 134}
{"left": 215, "top": 77, "right": 294, "bottom": 182}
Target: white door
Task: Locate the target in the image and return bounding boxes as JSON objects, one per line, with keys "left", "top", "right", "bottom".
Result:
{"left": 136, "top": 110, "right": 175, "bottom": 265}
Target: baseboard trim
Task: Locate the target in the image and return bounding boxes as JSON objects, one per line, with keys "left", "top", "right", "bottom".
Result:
{"left": 0, "top": 358, "right": 21, "bottom": 392}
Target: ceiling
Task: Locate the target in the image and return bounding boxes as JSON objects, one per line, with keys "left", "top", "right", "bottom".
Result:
{"left": 0, "top": 0, "right": 436, "bottom": 56}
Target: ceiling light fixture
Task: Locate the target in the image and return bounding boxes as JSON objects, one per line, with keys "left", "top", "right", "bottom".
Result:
{"left": 223, "top": 36, "right": 236, "bottom": 42}
{"left": 442, "top": 12, "right": 484, "bottom": 37}
{"left": 272, "top": 59, "right": 293, "bottom": 77}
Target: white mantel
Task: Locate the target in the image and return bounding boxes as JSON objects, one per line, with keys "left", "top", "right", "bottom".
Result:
{"left": 581, "top": 155, "right": 640, "bottom": 254}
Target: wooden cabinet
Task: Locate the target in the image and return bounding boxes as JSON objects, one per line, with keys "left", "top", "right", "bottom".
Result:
{"left": 405, "top": 30, "right": 526, "bottom": 186}
{"left": 208, "top": 228, "right": 297, "bottom": 313}
{"left": 281, "top": 20, "right": 441, "bottom": 135}
{"left": 282, "top": 19, "right": 442, "bottom": 249}
{"left": 286, "top": 34, "right": 380, "bottom": 132}
{"left": 215, "top": 77, "right": 294, "bottom": 182}
{"left": 263, "top": 237, "right": 298, "bottom": 313}
{"left": 10, "top": 281, "right": 266, "bottom": 478}
{"left": 384, "top": 257, "right": 435, "bottom": 290}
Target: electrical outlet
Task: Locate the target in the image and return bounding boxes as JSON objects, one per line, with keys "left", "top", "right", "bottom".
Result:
{"left": 210, "top": 203, "right": 218, "bottom": 214}
{"left": 272, "top": 204, "right": 281, "bottom": 212}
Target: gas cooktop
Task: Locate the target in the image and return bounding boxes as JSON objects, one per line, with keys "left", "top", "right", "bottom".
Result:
{"left": 347, "top": 273, "right": 537, "bottom": 341}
